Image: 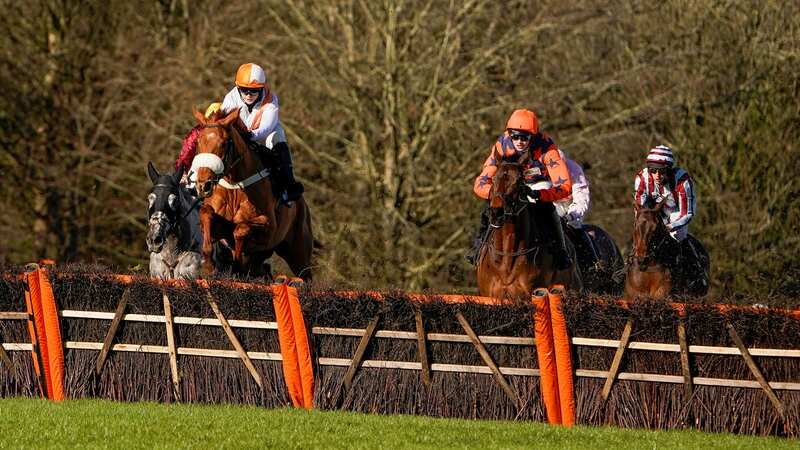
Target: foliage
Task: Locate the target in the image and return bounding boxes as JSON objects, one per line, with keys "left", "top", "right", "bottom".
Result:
{"left": 0, "top": 0, "right": 797, "bottom": 295}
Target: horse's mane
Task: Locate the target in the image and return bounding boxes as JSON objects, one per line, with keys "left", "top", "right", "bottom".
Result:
{"left": 196, "top": 107, "right": 248, "bottom": 134}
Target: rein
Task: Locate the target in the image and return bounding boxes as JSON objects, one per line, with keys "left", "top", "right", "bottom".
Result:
{"left": 629, "top": 212, "right": 671, "bottom": 271}
{"left": 486, "top": 174, "right": 539, "bottom": 259}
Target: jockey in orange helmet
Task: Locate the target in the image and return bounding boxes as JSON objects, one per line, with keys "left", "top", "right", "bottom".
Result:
{"left": 175, "top": 63, "right": 304, "bottom": 202}
{"left": 466, "top": 109, "right": 573, "bottom": 269}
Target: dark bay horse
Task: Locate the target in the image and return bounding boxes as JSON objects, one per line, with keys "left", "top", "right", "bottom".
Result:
{"left": 146, "top": 162, "right": 203, "bottom": 279}
{"left": 190, "top": 108, "right": 314, "bottom": 281}
{"left": 476, "top": 157, "right": 580, "bottom": 299}
{"left": 569, "top": 224, "right": 625, "bottom": 295}
{"left": 624, "top": 200, "right": 709, "bottom": 299}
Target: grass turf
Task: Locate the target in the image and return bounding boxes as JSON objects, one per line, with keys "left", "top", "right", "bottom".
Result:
{"left": 0, "top": 398, "right": 794, "bottom": 449}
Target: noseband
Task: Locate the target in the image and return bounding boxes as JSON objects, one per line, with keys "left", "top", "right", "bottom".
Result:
{"left": 199, "top": 124, "right": 242, "bottom": 184}
{"left": 631, "top": 212, "right": 669, "bottom": 269}
{"left": 488, "top": 165, "right": 528, "bottom": 228}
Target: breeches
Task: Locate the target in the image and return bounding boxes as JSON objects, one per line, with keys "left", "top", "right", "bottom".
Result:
{"left": 669, "top": 225, "right": 688, "bottom": 242}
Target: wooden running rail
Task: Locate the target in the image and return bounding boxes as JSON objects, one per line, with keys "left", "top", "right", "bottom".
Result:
{"left": 602, "top": 317, "right": 634, "bottom": 400}
{"left": 456, "top": 311, "right": 519, "bottom": 406}
{"left": 162, "top": 292, "right": 180, "bottom": 401}
{"left": 206, "top": 291, "right": 263, "bottom": 389}
{"left": 95, "top": 288, "right": 130, "bottom": 375}
{"left": 343, "top": 312, "right": 382, "bottom": 391}
{"left": 726, "top": 321, "right": 785, "bottom": 418}
{"left": 414, "top": 307, "right": 431, "bottom": 386}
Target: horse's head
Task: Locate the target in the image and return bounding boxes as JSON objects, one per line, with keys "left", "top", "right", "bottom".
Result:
{"left": 487, "top": 155, "right": 529, "bottom": 226}
{"left": 632, "top": 199, "right": 666, "bottom": 266}
{"left": 191, "top": 108, "right": 246, "bottom": 198}
{"left": 146, "top": 162, "right": 183, "bottom": 253}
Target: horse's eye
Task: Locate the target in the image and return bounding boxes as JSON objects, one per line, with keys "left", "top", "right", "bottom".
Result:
{"left": 168, "top": 194, "right": 177, "bottom": 210}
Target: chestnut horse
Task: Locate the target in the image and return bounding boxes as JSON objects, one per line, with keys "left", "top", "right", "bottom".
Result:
{"left": 476, "top": 157, "right": 580, "bottom": 299}
{"left": 190, "top": 108, "right": 314, "bottom": 281}
{"left": 624, "top": 200, "right": 709, "bottom": 299}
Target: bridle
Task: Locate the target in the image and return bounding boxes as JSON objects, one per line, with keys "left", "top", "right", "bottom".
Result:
{"left": 630, "top": 206, "right": 669, "bottom": 270}
{"left": 199, "top": 123, "right": 242, "bottom": 184}
{"left": 485, "top": 161, "right": 538, "bottom": 258}
{"left": 193, "top": 123, "right": 271, "bottom": 191}
{"left": 487, "top": 162, "right": 529, "bottom": 228}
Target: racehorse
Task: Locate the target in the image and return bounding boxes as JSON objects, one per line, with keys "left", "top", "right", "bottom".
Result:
{"left": 624, "top": 200, "right": 709, "bottom": 299}
{"left": 476, "top": 156, "right": 580, "bottom": 299}
{"left": 568, "top": 224, "right": 625, "bottom": 295}
{"left": 189, "top": 108, "right": 314, "bottom": 281}
{"left": 146, "top": 162, "right": 203, "bottom": 279}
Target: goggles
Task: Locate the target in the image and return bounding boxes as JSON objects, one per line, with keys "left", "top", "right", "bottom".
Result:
{"left": 509, "top": 132, "right": 532, "bottom": 142}
{"left": 239, "top": 87, "right": 261, "bottom": 96}
{"left": 648, "top": 166, "right": 670, "bottom": 175}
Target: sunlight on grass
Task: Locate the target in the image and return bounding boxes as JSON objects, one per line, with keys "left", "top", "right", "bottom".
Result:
{"left": 0, "top": 398, "right": 793, "bottom": 449}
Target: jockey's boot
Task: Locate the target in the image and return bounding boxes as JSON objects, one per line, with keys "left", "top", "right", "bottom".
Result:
{"left": 465, "top": 207, "right": 490, "bottom": 266}
{"left": 567, "top": 225, "right": 593, "bottom": 270}
{"left": 578, "top": 226, "right": 604, "bottom": 270}
{"left": 274, "top": 142, "right": 304, "bottom": 202}
{"left": 682, "top": 239, "right": 708, "bottom": 290}
{"left": 545, "top": 208, "right": 573, "bottom": 271}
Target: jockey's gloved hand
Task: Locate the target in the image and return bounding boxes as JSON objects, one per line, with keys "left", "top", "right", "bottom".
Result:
{"left": 522, "top": 185, "right": 541, "bottom": 201}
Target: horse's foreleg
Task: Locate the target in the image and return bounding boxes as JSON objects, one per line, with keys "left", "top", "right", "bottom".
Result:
{"left": 199, "top": 205, "right": 216, "bottom": 276}
{"left": 233, "top": 223, "right": 252, "bottom": 269}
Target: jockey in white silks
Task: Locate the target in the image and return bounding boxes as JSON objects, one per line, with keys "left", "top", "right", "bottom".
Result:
{"left": 553, "top": 150, "right": 601, "bottom": 266}
{"left": 179, "top": 63, "right": 304, "bottom": 202}
{"left": 554, "top": 150, "right": 590, "bottom": 227}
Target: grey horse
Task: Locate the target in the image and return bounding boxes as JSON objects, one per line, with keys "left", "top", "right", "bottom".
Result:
{"left": 146, "top": 162, "right": 203, "bottom": 279}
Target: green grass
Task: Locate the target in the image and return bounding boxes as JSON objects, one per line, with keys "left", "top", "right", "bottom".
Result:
{"left": 0, "top": 398, "right": 793, "bottom": 449}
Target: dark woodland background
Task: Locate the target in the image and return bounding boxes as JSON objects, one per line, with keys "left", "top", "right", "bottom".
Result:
{"left": 1, "top": 0, "right": 798, "bottom": 296}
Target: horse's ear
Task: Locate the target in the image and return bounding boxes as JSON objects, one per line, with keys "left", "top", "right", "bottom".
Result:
{"left": 147, "top": 161, "right": 160, "bottom": 184}
{"left": 173, "top": 165, "right": 184, "bottom": 184}
{"left": 193, "top": 107, "right": 206, "bottom": 125}
{"left": 219, "top": 108, "right": 240, "bottom": 128}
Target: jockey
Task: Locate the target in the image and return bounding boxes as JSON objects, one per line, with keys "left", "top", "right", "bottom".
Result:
{"left": 633, "top": 145, "right": 695, "bottom": 241}
{"left": 553, "top": 150, "right": 601, "bottom": 268}
{"left": 466, "top": 109, "right": 573, "bottom": 270}
{"left": 175, "top": 63, "right": 304, "bottom": 202}
{"left": 634, "top": 145, "right": 703, "bottom": 275}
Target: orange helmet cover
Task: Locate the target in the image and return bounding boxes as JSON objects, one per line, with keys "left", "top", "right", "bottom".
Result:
{"left": 505, "top": 109, "right": 539, "bottom": 134}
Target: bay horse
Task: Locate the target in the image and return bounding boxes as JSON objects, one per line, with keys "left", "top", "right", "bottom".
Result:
{"left": 624, "top": 200, "right": 709, "bottom": 299}
{"left": 146, "top": 162, "right": 203, "bottom": 279}
{"left": 476, "top": 156, "right": 581, "bottom": 299}
{"left": 190, "top": 108, "right": 314, "bottom": 281}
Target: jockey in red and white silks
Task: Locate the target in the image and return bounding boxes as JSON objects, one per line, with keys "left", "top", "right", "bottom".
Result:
{"left": 554, "top": 150, "right": 590, "bottom": 228}
{"left": 633, "top": 145, "right": 695, "bottom": 242}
